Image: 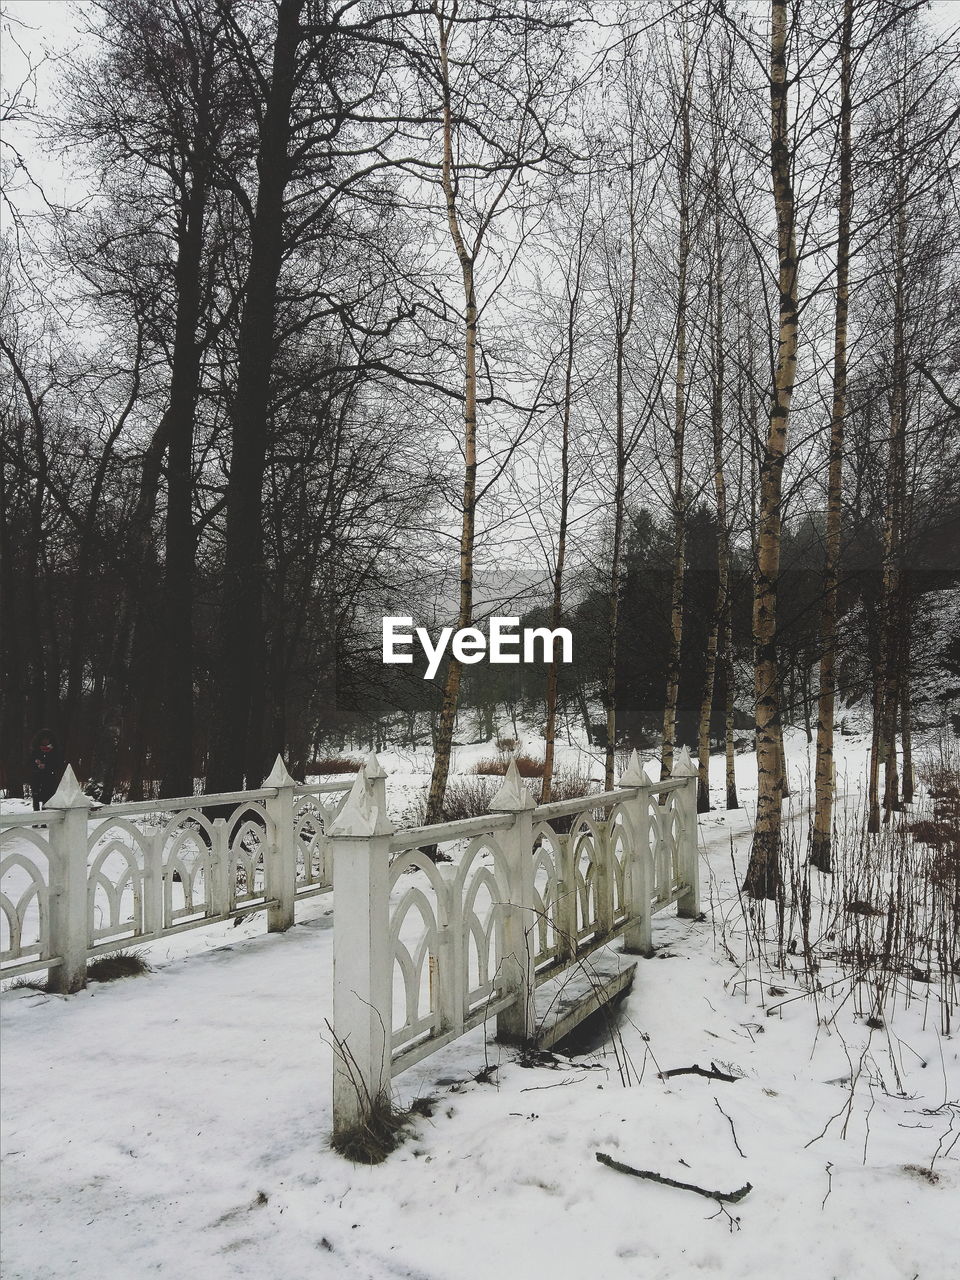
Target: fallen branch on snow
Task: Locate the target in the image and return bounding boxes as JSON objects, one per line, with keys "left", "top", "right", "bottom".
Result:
{"left": 596, "top": 1152, "right": 752, "bottom": 1203}
{"left": 658, "top": 1062, "right": 739, "bottom": 1083}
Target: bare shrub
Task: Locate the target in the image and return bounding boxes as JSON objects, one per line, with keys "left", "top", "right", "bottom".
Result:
{"left": 411, "top": 775, "right": 497, "bottom": 823}
{"left": 731, "top": 749, "right": 959, "bottom": 1037}
{"left": 545, "top": 767, "right": 596, "bottom": 804}
{"left": 306, "top": 756, "right": 365, "bottom": 775}
{"left": 409, "top": 765, "right": 597, "bottom": 829}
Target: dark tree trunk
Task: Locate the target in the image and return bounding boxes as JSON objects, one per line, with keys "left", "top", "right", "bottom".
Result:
{"left": 161, "top": 174, "right": 208, "bottom": 797}
{"left": 207, "top": 0, "right": 304, "bottom": 793}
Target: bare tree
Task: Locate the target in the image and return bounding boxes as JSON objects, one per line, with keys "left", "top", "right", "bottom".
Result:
{"left": 420, "top": 0, "right": 572, "bottom": 824}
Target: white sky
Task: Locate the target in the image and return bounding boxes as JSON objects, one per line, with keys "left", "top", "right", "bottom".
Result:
{"left": 3, "top": 0, "right": 957, "bottom": 230}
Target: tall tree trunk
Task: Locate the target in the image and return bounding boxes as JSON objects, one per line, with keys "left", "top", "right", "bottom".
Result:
{"left": 425, "top": 7, "right": 478, "bottom": 826}
{"left": 161, "top": 173, "right": 208, "bottom": 796}
{"left": 542, "top": 226, "right": 585, "bottom": 803}
{"left": 105, "top": 416, "right": 170, "bottom": 799}
{"left": 697, "top": 173, "right": 728, "bottom": 813}
{"left": 604, "top": 327, "right": 627, "bottom": 792}
{"left": 743, "top": 0, "right": 799, "bottom": 900}
{"left": 603, "top": 176, "right": 640, "bottom": 792}
{"left": 661, "top": 30, "right": 692, "bottom": 780}
{"left": 811, "top": 1, "right": 853, "bottom": 870}
{"left": 880, "top": 204, "right": 909, "bottom": 823}
{"left": 207, "top": 0, "right": 303, "bottom": 793}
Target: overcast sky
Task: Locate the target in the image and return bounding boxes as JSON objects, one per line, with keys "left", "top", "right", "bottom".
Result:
{"left": 3, "top": 0, "right": 958, "bottom": 232}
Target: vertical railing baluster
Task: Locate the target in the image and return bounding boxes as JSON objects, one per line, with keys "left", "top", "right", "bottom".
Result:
{"left": 211, "top": 817, "right": 231, "bottom": 917}
{"left": 596, "top": 817, "right": 614, "bottom": 940}
{"left": 557, "top": 833, "right": 577, "bottom": 962}
{"left": 144, "top": 830, "right": 164, "bottom": 937}
{"left": 438, "top": 864, "right": 464, "bottom": 1037}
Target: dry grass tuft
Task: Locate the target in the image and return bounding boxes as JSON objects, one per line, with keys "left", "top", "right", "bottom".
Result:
{"left": 87, "top": 949, "right": 150, "bottom": 982}
{"left": 9, "top": 975, "right": 49, "bottom": 993}
{"left": 330, "top": 1098, "right": 410, "bottom": 1164}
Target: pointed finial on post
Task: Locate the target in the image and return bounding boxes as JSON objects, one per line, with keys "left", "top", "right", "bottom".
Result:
{"left": 263, "top": 755, "right": 295, "bottom": 788}
{"left": 45, "top": 765, "right": 93, "bottom": 809}
{"left": 490, "top": 756, "right": 534, "bottom": 811}
{"left": 672, "top": 745, "right": 697, "bottom": 778}
{"left": 617, "top": 749, "right": 647, "bottom": 788}
{"left": 363, "top": 751, "right": 387, "bottom": 781}
{"left": 330, "top": 768, "right": 393, "bottom": 837}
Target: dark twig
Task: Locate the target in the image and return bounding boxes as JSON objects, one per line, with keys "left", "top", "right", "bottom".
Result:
{"left": 596, "top": 1152, "right": 752, "bottom": 1203}
{"left": 707, "top": 1202, "right": 742, "bottom": 1232}
{"left": 520, "top": 1075, "right": 587, "bottom": 1092}
{"left": 821, "top": 1161, "right": 834, "bottom": 1209}
{"left": 714, "top": 1097, "right": 746, "bottom": 1158}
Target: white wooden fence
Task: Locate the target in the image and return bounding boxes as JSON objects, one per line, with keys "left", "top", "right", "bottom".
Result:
{"left": 329, "top": 749, "right": 700, "bottom": 1137}
{"left": 0, "top": 757, "right": 354, "bottom": 992}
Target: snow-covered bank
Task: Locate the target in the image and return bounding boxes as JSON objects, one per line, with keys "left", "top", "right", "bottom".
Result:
{"left": 1, "top": 733, "right": 957, "bottom": 1280}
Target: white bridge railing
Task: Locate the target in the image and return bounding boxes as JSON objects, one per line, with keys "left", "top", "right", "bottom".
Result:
{"left": 330, "top": 749, "right": 700, "bottom": 1138}
{"left": 2, "top": 746, "right": 702, "bottom": 1141}
{"left": 0, "top": 757, "right": 353, "bottom": 991}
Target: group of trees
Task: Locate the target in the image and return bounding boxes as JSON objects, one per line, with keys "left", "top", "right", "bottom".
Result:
{"left": 1, "top": 1, "right": 957, "bottom": 896}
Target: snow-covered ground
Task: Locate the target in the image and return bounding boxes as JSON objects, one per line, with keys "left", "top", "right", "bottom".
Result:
{"left": 2, "top": 731, "right": 957, "bottom": 1279}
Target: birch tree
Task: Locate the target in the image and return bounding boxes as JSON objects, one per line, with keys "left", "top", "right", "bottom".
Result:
{"left": 810, "top": 0, "right": 854, "bottom": 870}
{"left": 742, "top": 0, "right": 800, "bottom": 900}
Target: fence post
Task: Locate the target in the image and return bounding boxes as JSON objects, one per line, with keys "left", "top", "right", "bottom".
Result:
{"left": 264, "top": 756, "right": 296, "bottom": 931}
{"left": 618, "top": 751, "right": 654, "bottom": 957}
{"left": 45, "top": 767, "right": 93, "bottom": 994}
{"left": 330, "top": 763, "right": 394, "bottom": 1137}
{"left": 673, "top": 746, "right": 700, "bottom": 918}
{"left": 490, "top": 758, "right": 537, "bottom": 1044}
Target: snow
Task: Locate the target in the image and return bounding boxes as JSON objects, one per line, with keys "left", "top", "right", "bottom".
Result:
{"left": 2, "top": 731, "right": 957, "bottom": 1279}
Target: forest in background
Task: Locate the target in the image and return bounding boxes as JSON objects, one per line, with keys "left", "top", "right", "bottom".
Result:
{"left": 1, "top": 0, "right": 958, "bottom": 896}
